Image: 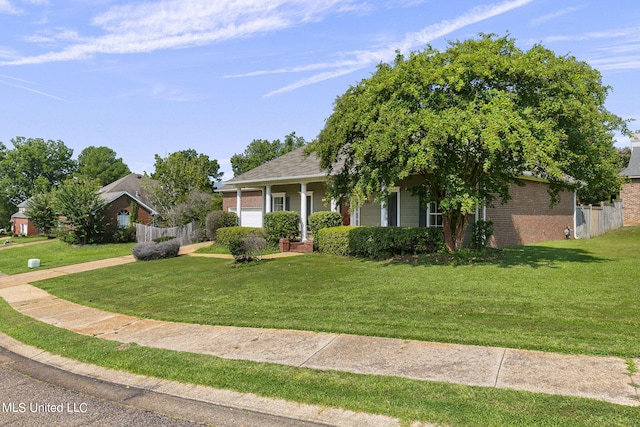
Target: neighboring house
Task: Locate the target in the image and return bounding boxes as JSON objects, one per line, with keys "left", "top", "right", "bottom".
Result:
{"left": 218, "top": 147, "right": 576, "bottom": 248}
{"left": 10, "top": 200, "right": 39, "bottom": 236}
{"left": 620, "top": 130, "right": 640, "bottom": 226}
{"left": 10, "top": 173, "right": 158, "bottom": 236}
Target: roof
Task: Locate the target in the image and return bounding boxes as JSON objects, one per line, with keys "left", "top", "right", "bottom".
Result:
{"left": 98, "top": 173, "right": 158, "bottom": 215}
{"left": 220, "top": 147, "right": 331, "bottom": 189}
{"left": 620, "top": 133, "right": 640, "bottom": 178}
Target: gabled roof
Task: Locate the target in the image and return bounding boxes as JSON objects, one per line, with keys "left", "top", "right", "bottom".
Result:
{"left": 620, "top": 134, "right": 640, "bottom": 178}
{"left": 98, "top": 173, "right": 158, "bottom": 215}
{"left": 220, "top": 147, "right": 330, "bottom": 189}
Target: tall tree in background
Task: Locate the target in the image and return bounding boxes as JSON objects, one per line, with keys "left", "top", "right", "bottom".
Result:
{"left": 231, "top": 132, "right": 306, "bottom": 176}
{"left": 144, "top": 149, "right": 222, "bottom": 218}
{"left": 0, "top": 137, "right": 77, "bottom": 204}
{"left": 77, "top": 146, "right": 130, "bottom": 186}
{"left": 311, "top": 34, "right": 628, "bottom": 251}
{"left": 25, "top": 191, "right": 57, "bottom": 235}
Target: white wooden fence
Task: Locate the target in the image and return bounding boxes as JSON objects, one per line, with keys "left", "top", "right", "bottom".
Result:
{"left": 135, "top": 221, "right": 199, "bottom": 246}
{"left": 575, "top": 201, "right": 623, "bottom": 239}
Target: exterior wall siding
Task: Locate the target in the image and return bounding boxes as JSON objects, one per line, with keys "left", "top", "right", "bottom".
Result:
{"left": 12, "top": 217, "right": 39, "bottom": 236}
{"left": 485, "top": 180, "right": 574, "bottom": 247}
{"left": 222, "top": 190, "right": 263, "bottom": 212}
{"left": 103, "top": 195, "right": 154, "bottom": 230}
{"left": 621, "top": 180, "right": 640, "bottom": 226}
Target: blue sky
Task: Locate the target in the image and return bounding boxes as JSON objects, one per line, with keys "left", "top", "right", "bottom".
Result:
{"left": 1, "top": 0, "right": 639, "bottom": 179}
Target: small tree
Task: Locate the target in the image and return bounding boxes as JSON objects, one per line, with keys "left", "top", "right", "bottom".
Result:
{"left": 54, "top": 179, "right": 106, "bottom": 244}
{"left": 25, "top": 192, "right": 57, "bottom": 235}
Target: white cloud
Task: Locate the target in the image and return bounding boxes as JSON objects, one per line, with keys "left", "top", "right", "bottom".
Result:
{"left": 0, "top": 0, "right": 20, "bottom": 14}
{"left": 530, "top": 6, "right": 581, "bottom": 26}
{"left": 1, "top": 0, "right": 359, "bottom": 65}
{"left": 260, "top": 0, "right": 536, "bottom": 96}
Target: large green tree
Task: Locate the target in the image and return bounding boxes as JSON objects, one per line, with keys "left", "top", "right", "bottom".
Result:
{"left": 145, "top": 149, "right": 222, "bottom": 217}
{"left": 310, "top": 34, "right": 628, "bottom": 251}
{"left": 54, "top": 178, "right": 106, "bottom": 244}
{"left": 77, "top": 146, "right": 130, "bottom": 186}
{"left": 0, "top": 137, "right": 77, "bottom": 205}
{"left": 231, "top": 132, "right": 306, "bottom": 176}
{"left": 25, "top": 191, "right": 57, "bottom": 235}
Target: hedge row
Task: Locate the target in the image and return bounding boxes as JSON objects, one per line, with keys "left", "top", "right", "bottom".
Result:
{"left": 317, "top": 226, "right": 445, "bottom": 258}
{"left": 263, "top": 211, "right": 300, "bottom": 243}
{"left": 132, "top": 239, "right": 181, "bottom": 261}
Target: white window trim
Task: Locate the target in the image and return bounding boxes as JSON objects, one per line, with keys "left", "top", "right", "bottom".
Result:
{"left": 426, "top": 201, "right": 443, "bottom": 228}
{"left": 272, "top": 192, "right": 286, "bottom": 212}
{"left": 303, "top": 191, "right": 314, "bottom": 216}
{"left": 390, "top": 187, "right": 400, "bottom": 227}
{"left": 117, "top": 209, "right": 130, "bottom": 228}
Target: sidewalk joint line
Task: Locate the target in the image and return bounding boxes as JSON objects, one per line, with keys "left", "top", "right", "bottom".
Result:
{"left": 494, "top": 348, "right": 507, "bottom": 387}
{"left": 297, "top": 334, "right": 340, "bottom": 368}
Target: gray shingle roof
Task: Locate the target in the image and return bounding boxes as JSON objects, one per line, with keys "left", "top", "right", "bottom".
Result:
{"left": 221, "top": 147, "right": 331, "bottom": 188}
{"left": 620, "top": 139, "right": 640, "bottom": 178}
{"left": 98, "top": 173, "right": 158, "bottom": 214}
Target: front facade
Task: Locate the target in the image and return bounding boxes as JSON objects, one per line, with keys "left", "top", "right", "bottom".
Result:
{"left": 620, "top": 131, "right": 640, "bottom": 226}
{"left": 220, "top": 147, "right": 576, "bottom": 248}
{"left": 10, "top": 200, "right": 40, "bottom": 236}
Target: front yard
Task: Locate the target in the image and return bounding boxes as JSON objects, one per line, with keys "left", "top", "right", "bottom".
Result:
{"left": 34, "top": 227, "right": 640, "bottom": 358}
{"left": 2, "top": 228, "right": 639, "bottom": 426}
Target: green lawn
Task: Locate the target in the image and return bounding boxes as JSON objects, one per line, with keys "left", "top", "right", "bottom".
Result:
{"left": 34, "top": 227, "right": 640, "bottom": 358}
{"left": 1, "top": 297, "right": 638, "bottom": 427}
{"left": 0, "top": 240, "right": 135, "bottom": 275}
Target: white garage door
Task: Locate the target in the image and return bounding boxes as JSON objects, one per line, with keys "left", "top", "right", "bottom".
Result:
{"left": 229, "top": 208, "right": 263, "bottom": 228}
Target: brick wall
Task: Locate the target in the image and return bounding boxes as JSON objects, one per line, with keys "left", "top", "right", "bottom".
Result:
{"left": 103, "top": 195, "right": 154, "bottom": 230}
{"left": 486, "top": 180, "right": 574, "bottom": 247}
{"left": 621, "top": 180, "right": 640, "bottom": 226}
{"left": 222, "top": 190, "right": 263, "bottom": 212}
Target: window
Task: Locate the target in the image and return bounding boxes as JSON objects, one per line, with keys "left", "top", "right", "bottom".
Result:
{"left": 427, "top": 202, "right": 443, "bottom": 228}
{"left": 117, "top": 210, "right": 130, "bottom": 228}
{"left": 272, "top": 193, "right": 286, "bottom": 212}
{"left": 419, "top": 199, "right": 443, "bottom": 228}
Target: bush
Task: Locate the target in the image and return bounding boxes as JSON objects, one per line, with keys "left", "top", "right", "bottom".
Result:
{"left": 263, "top": 211, "right": 300, "bottom": 243}
{"left": 216, "top": 226, "right": 265, "bottom": 246}
{"left": 316, "top": 226, "right": 355, "bottom": 256}
{"left": 132, "top": 239, "right": 181, "bottom": 261}
{"left": 110, "top": 226, "right": 137, "bottom": 243}
{"left": 308, "top": 211, "right": 343, "bottom": 246}
{"left": 316, "top": 226, "right": 445, "bottom": 258}
{"left": 229, "top": 236, "right": 268, "bottom": 262}
{"left": 471, "top": 220, "right": 494, "bottom": 250}
{"left": 205, "top": 211, "right": 238, "bottom": 241}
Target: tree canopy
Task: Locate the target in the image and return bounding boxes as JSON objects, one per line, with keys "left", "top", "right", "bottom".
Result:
{"left": 310, "top": 34, "right": 628, "bottom": 250}
{"left": 77, "top": 146, "right": 130, "bottom": 186}
{"left": 0, "top": 137, "right": 77, "bottom": 205}
{"left": 145, "top": 149, "right": 222, "bottom": 217}
{"left": 231, "top": 132, "right": 306, "bottom": 176}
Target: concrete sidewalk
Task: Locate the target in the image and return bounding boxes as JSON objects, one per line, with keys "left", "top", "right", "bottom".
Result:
{"left": 0, "top": 244, "right": 638, "bottom": 421}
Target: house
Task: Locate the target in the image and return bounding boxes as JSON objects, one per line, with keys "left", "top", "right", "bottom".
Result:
{"left": 10, "top": 173, "right": 158, "bottom": 236}
{"left": 620, "top": 130, "right": 640, "bottom": 226}
{"left": 218, "top": 147, "right": 576, "bottom": 248}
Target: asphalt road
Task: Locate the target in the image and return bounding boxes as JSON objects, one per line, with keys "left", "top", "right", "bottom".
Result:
{"left": 0, "top": 345, "right": 328, "bottom": 427}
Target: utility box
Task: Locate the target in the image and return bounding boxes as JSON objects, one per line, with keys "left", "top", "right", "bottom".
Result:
{"left": 27, "top": 259, "right": 41, "bottom": 269}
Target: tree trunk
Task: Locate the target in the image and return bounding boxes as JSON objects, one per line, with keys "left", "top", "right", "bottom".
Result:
{"left": 443, "top": 211, "right": 469, "bottom": 251}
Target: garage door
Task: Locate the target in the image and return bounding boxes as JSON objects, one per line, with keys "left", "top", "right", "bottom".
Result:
{"left": 229, "top": 208, "right": 263, "bottom": 228}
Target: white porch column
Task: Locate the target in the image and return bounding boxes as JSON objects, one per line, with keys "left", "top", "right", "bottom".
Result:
{"left": 265, "top": 185, "right": 272, "bottom": 214}
{"left": 300, "top": 182, "right": 308, "bottom": 242}
{"left": 236, "top": 188, "right": 242, "bottom": 226}
{"left": 380, "top": 184, "right": 388, "bottom": 227}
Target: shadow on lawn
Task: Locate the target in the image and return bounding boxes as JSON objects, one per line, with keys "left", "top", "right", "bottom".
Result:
{"left": 384, "top": 245, "right": 610, "bottom": 269}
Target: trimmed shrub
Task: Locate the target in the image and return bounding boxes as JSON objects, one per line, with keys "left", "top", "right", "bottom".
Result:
{"left": 471, "top": 220, "right": 494, "bottom": 250}
{"left": 317, "top": 226, "right": 355, "bottom": 256}
{"left": 216, "top": 226, "right": 265, "bottom": 246}
{"left": 308, "top": 211, "right": 343, "bottom": 247}
{"left": 205, "top": 211, "right": 238, "bottom": 241}
{"left": 132, "top": 239, "right": 181, "bottom": 261}
{"left": 348, "top": 227, "right": 445, "bottom": 258}
{"left": 263, "top": 211, "right": 300, "bottom": 243}
{"left": 229, "top": 236, "right": 268, "bottom": 262}
{"left": 316, "top": 226, "right": 445, "bottom": 258}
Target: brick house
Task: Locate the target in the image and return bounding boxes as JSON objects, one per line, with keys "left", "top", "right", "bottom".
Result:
{"left": 219, "top": 147, "right": 576, "bottom": 248}
{"left": 10, "top": 173, "right": 158, "bottom": 236}
{"left": 620, "top": 131, "right": 640, "bottom": 226}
